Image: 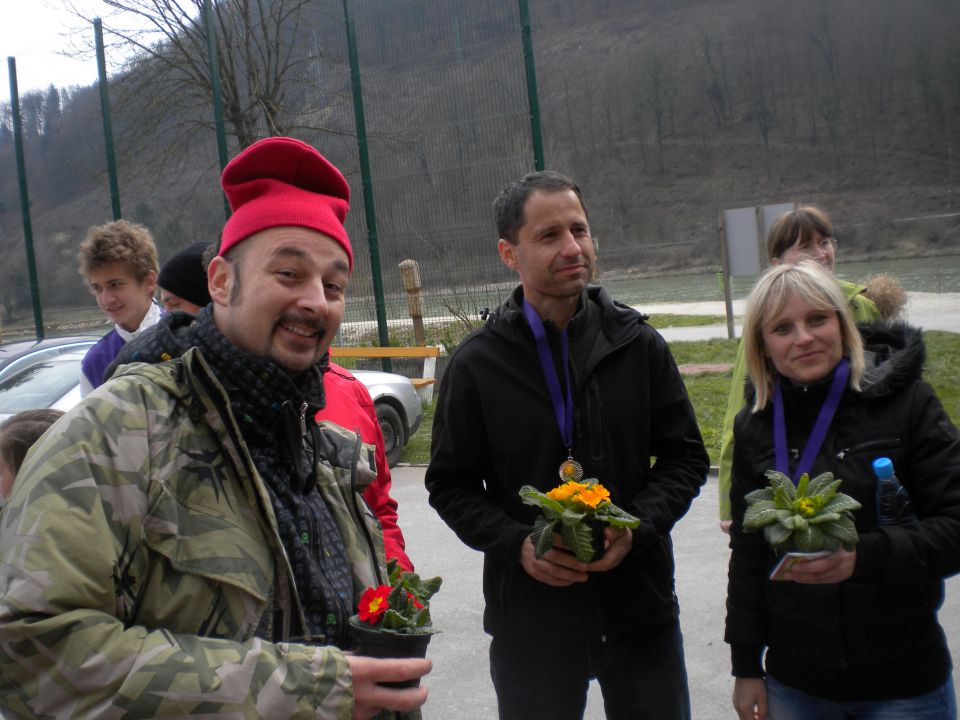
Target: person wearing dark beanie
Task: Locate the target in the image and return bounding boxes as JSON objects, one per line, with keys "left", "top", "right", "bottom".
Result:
{"left": 157, "top": 241, "right": 214, "bottom": 314}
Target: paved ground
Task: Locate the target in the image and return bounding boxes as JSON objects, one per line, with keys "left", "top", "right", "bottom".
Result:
{"left": 392, "top": 466, "right": 960, "bottom": 719}
{"left": 647, "top": 291, "right": 960, "bottom": 343}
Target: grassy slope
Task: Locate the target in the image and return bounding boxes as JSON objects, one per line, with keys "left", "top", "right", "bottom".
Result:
{"left": 402, "top": 331, "right": 959, "bottom": 467}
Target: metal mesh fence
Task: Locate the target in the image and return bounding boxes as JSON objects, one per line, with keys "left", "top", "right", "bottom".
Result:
{"left": 333, "top": 0, "right": 532, "bottom": 343}
{"left": 2, "top": 0, "right": 960, "bottom": 344}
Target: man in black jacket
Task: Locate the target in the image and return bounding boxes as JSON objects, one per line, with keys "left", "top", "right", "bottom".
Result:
{"left": 425, "top": 170, "right": 709, "bottom": 720}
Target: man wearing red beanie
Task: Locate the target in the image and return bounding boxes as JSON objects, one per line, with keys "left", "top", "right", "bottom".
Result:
{"left": 0, "top": 136, "right": 429, "bottom": 719}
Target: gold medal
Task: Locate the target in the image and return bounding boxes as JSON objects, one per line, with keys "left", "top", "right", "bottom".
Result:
{"left": 559, "top": 454, "right": 584, "bottom": 482}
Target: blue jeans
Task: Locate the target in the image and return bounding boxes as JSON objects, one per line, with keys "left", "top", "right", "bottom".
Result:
{"left": 489, "top": 621, "right": 690, "bottom": 720}
{"left": 767, "top": 673, "right": 957, "bottom": 720}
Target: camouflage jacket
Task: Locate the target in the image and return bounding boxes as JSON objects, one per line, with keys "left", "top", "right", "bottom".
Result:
{"left": 0, "top": 347, "right": 387, "bottom": 718}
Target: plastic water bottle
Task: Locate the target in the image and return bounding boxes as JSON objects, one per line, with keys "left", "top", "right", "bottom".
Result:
{"left": 873, "top": 457, "right": 916, "bottom": 525}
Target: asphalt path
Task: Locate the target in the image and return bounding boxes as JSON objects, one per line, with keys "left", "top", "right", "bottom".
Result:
{"left": 645, "top": 291, "right": 960, "bottom": 343}
{"left": 392, "top": 466, "right": 960, "bottom": 719}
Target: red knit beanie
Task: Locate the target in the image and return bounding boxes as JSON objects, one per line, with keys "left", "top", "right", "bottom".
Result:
{"left": 219, "top": 136, "right": 353, "bottom": 269}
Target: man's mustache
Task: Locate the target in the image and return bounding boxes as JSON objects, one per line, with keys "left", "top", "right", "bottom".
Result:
{"left": 278, "top": 313, "right": 326, "bottom": 336}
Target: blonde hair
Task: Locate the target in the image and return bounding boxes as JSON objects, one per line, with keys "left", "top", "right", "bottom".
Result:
{"left": 742, "top": 261, "right": 864, "bottom": 411}
{"left": 78, "top": 219, "right": 159, "bottom": 282}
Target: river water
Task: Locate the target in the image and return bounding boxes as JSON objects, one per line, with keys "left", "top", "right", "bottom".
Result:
{"left": 601, "top": 254, "right": 960, "bottom": 306}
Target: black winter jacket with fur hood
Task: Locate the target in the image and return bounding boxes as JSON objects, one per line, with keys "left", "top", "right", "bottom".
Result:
{"left": 726, "top": 322, "right": 960, "bottom": 701}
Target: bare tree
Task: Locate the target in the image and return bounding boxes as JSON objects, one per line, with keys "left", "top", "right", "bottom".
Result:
{"left": 642, "top": 51, "right": 673, "bottom": 175}
{"left": 739, "top": 32, "right": 774, "bottom": 175}
{"left": 66, "top": 0, "right": 351, "bottom": 153}
{"left": 700, "top": 33, "right": 729, "bottom": 128}
{"left": 915, "top": 39, "right": 946, "bottom": 148}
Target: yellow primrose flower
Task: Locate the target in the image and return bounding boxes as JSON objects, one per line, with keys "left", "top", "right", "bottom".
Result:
{"left": 796, "top": 497, "right": 817, "bottom": 517}
{"left": 572, "top": 483, "right": 611, "bottom": 509}
{"left": 547, "top": 481, "right": 586, "bottom": 502}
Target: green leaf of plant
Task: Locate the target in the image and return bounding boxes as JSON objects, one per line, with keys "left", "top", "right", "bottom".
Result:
{"left": 519, "top": 485, "right": 565, "bottom": 517}
{"left": 403, "top": 572, "right": 421, "bottom": 588}
{"left": 744, "top": 501, "right": 779, "bottom": 529}
{"left": 560, "top": 507, "right": 587, "bottom": 527}
{"left": 745, "top": 487, "right": 775, "bottom": 504}
{"left": 381, "top": 608, "right": 410, "bottom": 631}
{"left": 531, "top": 516, "right": 557, "bottom": 559}
{"left": 765, "top": 470, "right": 796, "bottom": 501}
{"left": 796, "top": 472, "right": 810, "bottom": 497}
{"left": 594, "top": 504, "right": 641, "bottom": 529}
{"left": 417, "top": 576, "right": 442, "bottom": 601}
{"left": 806, "top": 472, "right": 837, "bottom": 497}
{"left": 561, "top": 523, "right": 595, "bottom": 563}
{"left": 605, "top": 515, "right": 641, "bottom": 529}
{"left": 764, "top": 522, "right": 792, "bottom": 548}
{"left": 822, "top": 515, "right": 859, "bottom": 546}
{"left": 822, "top": 494, "right": 862, "bottom": 514}
{"left": 793, "top": 523, "right": 825, "bottom": 552}
{"left": 808, "top": 512, "right": 842, "bottom": 525}
{"left": 386, "top": 558, "right": 401, "bottom": 584}
{"left": 413, "top": 607, "right": 432, "bottom": 629}
{"left": 818, "top": 479, "right": 843, "bottom": 504}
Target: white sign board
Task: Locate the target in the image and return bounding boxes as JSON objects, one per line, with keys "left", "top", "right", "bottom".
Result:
{"left": 723, "top": 203, "right": 797, "bottom": 277}
{"left": 723, "top": 207, "right": 761, "bottom": 277}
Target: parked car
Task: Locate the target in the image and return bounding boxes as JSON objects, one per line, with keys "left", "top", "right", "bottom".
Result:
{"left": 0, "top": 337, "right": 423, "bottom": 466}
{"left": 0, "top": 336, "right": 97, "bottom": 384}
{"left": 352, "top": 369, "right": 424, "bottom": 467}
{"left": 0, "top": 347, "right": 90, "bottom": 421}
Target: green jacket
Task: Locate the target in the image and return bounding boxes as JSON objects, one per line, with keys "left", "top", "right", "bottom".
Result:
{"left": 0, "top": 347, "right": 387, "bottom": 718}
{"left": 717, "top": 279, "right": 882, "bottom": 521}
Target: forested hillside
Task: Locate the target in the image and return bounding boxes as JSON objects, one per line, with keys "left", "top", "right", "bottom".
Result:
{"left": 0, "top": 0, "right": 957, "bottom": 325}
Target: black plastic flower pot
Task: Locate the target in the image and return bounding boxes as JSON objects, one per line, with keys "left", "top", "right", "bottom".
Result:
{"left": 348, "top": 618, "right": 433, "bottom": 688}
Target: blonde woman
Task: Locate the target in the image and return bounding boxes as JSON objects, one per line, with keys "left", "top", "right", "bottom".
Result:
{"left": 725, "top": 261, "right": 958, "bottom": 720}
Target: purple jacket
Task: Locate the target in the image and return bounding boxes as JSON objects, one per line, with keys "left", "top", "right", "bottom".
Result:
{"left": 81, "top": 330, "right": 127, "bottom": 390}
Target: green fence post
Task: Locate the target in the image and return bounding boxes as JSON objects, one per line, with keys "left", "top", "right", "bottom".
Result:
{"left": 94, "top": 18, "right": 122, "bottom": 220}
{"left": 517, "top": 0, "right": 545, "bottom": 171}
{"left": 203, "top": 0, "right": 231, "bottom": 220}
{"left": 342, "top": 0, "right": 391, "bottom": 371}
{"left": 7, "top": 57, "right": 45, "bottom": 339}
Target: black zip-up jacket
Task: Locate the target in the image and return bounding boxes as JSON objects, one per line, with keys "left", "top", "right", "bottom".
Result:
{"left": 425, "top": 285, "right": 708, "bottom": 641}
{"left": 726, "top": 322, "right": 960, "bottom": 701}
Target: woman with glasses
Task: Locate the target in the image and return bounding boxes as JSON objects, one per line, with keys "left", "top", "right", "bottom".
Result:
{"left": 717, "top": 206, "right": 903, "bottom": 532}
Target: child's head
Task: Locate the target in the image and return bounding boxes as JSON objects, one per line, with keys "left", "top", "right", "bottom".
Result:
{"left": 0, "top": 409, "right": 64, "bottom": 501}
{"left": 78, "top": 220, "right": 159, "bottom": 332}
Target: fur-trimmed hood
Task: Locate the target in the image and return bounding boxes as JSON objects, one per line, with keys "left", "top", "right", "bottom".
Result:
{"left": 858, "top": 321, "right": 925, "bottom": 398}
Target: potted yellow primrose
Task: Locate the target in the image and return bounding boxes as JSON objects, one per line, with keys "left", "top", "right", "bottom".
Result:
{"left": 520, "top": 478, "right": 641, "bottom": 563}
{"left": 743, "top": 470, "right": 861, "bottom": 579}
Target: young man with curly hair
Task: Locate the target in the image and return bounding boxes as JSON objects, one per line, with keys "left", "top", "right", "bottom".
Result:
{"left": 77, "top": 219, "right": 162, "bottom": 395}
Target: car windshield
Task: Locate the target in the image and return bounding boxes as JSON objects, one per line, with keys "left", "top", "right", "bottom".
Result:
{"left": 0, "top": 359, "right": 80, "bottom": 414}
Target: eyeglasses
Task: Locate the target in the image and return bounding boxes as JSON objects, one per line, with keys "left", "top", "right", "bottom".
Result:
{"left": 795, "top": 235, "right": 837, "bottom": 256}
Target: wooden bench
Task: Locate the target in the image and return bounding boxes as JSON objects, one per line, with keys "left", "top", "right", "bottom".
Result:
{"left": 329, "top": 345, "right": 441, "bottom": 400}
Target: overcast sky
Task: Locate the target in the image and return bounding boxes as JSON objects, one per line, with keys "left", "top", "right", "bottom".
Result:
{"left": 0, "top": 1, "right": 117, "bottom": 105}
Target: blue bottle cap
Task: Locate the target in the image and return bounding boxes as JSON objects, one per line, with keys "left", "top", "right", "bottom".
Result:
{"left": 872, "top": 457, "right": 894, "bottom": 479}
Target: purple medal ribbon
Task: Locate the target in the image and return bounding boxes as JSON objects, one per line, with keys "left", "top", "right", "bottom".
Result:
{"left": 773, "top": 357, "right": 849, "bottom": 484}
{"left": 523, "top": 299, "right": 574, "bottom": 450}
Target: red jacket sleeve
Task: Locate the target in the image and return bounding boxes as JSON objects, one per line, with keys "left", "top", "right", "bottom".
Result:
{"left": 317, "top": 364, "right": 413, "bottom": 570}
